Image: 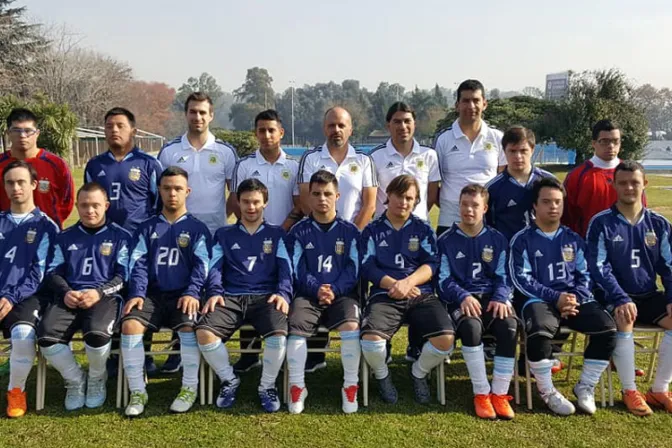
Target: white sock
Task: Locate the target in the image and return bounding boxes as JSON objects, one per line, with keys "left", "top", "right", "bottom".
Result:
{"left": 612, "top": 331, "right": 637, "bottom": 391}
{"left": 259, "top": 335, "right": 286, "bottom": 390}
{"left": 8, "top": 325, "right": 36, "bottom": 391}
{"left": 492, "top": 356, "right": 515, "bottom": 395}
{"left": 653, "top": 330, "right": 672, "bottom": 393}
{"left": 340, "top": 330, "right": 360, "bottom": 387}
{"left": 579, "top": 359, "right": 609, "bottom": 388}
{"left": 121, "top": 334, "right": 146, "bottom": 394}
{"left": 412, "top": 340, "right": 452, "bottom": 379}
{"left": 529, "top": 359, "right": 554, "bottom": 395}
{"left": 462, "top": 344, "right": 490, "bottom": 395}
{"left": 361, "top": 339, "right": 388, "bottom": 380}
{"left": 287, "top": 336, "right": 307, "bottom": 388}
{"left": 178, "top": 332, "right": 200, "bottom": 389}
{"left": 199, "top": 339, "right": 235, "bottom": 382}
{"left": 41, "top": 343, "right": 82, "bottom": 384}
{"left": 85, "top": 342, "right": 111, "bottom": 380}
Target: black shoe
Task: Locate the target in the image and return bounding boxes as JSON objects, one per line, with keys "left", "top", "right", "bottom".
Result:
{"left": 161, "top": 354, "right": 182, "bottom": 374}
{"left": 411, "top": 373, "right": 431, "bottom": 404}
{"left": 106, "top": 354, "right": 119, "bottom": 379}
{"left": 484, "top": 345, "right": 496, "bottom": 362}
{"left": 405, "top": 346, "right": 421, "bottom": 363}
{"left": 145, "top": 356, "right": 158, "bottom": 377}
{"left": 305, "top": 357, "right": 327, "bottom": 373}
{"left": 377, "top": 373, "right": 398, "bottom": 404}
{"left": 233, "top": 355, "right": 262, "bottom": 374}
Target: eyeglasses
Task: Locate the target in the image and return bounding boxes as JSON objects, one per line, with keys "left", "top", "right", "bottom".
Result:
{"left": 8, "top": 128, "right": 38, "bottom": 137}
{"left": 597, "top": 138, "right": 620, "bottom": 146}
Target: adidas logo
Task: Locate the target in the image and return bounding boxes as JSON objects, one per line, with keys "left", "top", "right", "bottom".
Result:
{"left": 319, "top": 165, "right": 327, "bottom": 170}
{"left": 67, "top": 244, "right": 78, "bottom": 251}
{"left": 456, "top": 251, "right": 465, "bottom": 259}
{"left": 177, "top": 156, "right": 188, "bottom": 163}
{"left": 231, "top": 243, "right": 241, "bottom": 250}
{"left": 386, "top": 162, "right": 395, "bottom": 168}
{"left": 613, "top": 235, "right": 624, "bottom": 242}
{"left": 379, "top": 240, "right": 388, "bottom": 247}
{"left": 251, "top": 170, "right": 261, "bottom": 177}
{"left": 450, "top": 145, "right": 459, "bottom": 152}
{"left": 507, "top": 199, "right": 517, "bottom": 207}
{"left": 150, "top": 232, "right": 159, "bottom": 239}
{"left": 97, "top": 170, "right": 106, "bottom": 177}
{"left": 305, "top": 242, "right": 315, "bottom": 250}
{"left": 534, "top": 250, "right": 543, "bottom": 257}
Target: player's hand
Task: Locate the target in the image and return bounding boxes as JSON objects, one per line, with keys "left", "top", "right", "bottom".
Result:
{"left": 487, "top": 300, "right": 512, "bottom": 319}
{"left": 557, "top": 293, "right": 578, "bottom": 317}
{"left": 0, "top": 298, "right": 13, "bottom": 321}
{"left": 460, "top": 296, "right": 482, "bottom": 317}
{"left": 123, "top": 297, "right": 144, "bottom": 316}
{"left": 177, "top": 295, "right": 200, "bottom": 319}
{"left": 615, "top": 302, "right": 638, "bottom": 325}
{"left": 268, "top": 294, "right": 289, "bottom": 315}
{"left": 203, "top": 295, "right": 225, "bottom": 314}
{"left": 318, "top": 285, "right": 334, "bottom": 305}
{"left": 389, "top": 278, "right": 414, "bottom": 300}
{"left": 407, "top": 287, "right": 422, "bottom": 300}
{"left": 78, "top": 289, "right": 101, "bottom": 310}
{"left": 63, "top": 291, "right": 82, "bottom": 309}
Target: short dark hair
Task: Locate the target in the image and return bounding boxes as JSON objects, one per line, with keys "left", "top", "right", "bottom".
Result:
{"left": 2, "top": 160, "right": 37, "bottom": 183}
{"left": 77, "top": 182, "right": 109, "bottom": 201}
{"left": 237, "top": 178, "right": 269, "bottom": 203}
{"left": 385, "top": 174, "right": 420, "bottom": 206}
{"left": 614, "top": 160, "right": 645, "bottom": 180}
{"left": 459, "top": 184, "right": 489, "bottom": 203}
{"left": 184, "top": 92, "right": 214, "bottom": 113}
{"left": 159, "top": 166, "right": 189, "bottom": 184}
{"left": 456, "top": 79, "right": 485, "bottom": 102}
{"left": 6, "top": 108, "right": 38, "bottom": 129}
{"left": 502, "top": 126, "right": 536, "bottom": 150}
{"left": 309, "top": 170, "right": 338, "bottom": 192}
{"left": 531, "top": 177, "right": 565, "bottom": 204}
{"left": 385, "top": 102, "right": 416, "bottom": 122}
{"left": 104, "top": 107, "right": 136, "bottom": 127}
{"left": 254, "top": 109, "right": 283, "bottom": 128}
{"left": 592, "top": 119, "right": 620, "bottom": 140}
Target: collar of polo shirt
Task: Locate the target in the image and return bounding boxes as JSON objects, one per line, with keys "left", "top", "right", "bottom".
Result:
{"left": 451, "top": 119, "right": 489, "bottom": 141}
{"left": 181, "top": 131, "right": 216, "bottom": 151}
{"left": 255, "top": 148, "right": 287, "bottom": 165}
{"left": 385, "top": 138, "right": 421, "bottom": 156}
{"left": 320, "top": 142, "right": 357, "bottom": 159}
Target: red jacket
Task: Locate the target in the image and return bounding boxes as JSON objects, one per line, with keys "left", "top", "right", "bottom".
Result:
{"left": 0, "top": 149, "right": 75, "bottom": 228}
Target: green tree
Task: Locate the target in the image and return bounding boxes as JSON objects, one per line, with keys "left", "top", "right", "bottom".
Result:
{"left": 233, "top": 67, "right": 275, "bottom": 107}
{"left": 229, "top": 102, "right": 265, "bottom": 131}
{"left": 211, "top": 129, "right": 258, "bottom": 157}
{"left": 175, "top": 72, "right": 224, "bottom": 110}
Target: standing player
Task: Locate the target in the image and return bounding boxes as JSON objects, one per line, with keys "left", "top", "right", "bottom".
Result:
{"left": 0, "top": 161, "right": 58, "bottom": 418}
{"left": 121, "top": 167, "right": 211, "bottom": 417}
{"left": 197, "top": 179, "right": 292, "bottom": 413}
{"left": 37, "top": 183, "right": 131, "bottom": 410}
{"left": 370, "top": 102, "right": 440, "bottom": 221}
{"left": 510, "top": 177, "right": 616, "bottom": 415}
{"left": 360, "top": 175, "right": 454, "bottom": 405}
{"left": 434, "top": 80, "right": 506, "bottom": 236}
{"left": 0, "top": 108, "right": 74, "bottom": 228}
{"left": 437, "top": 184, "right": 517, "bottom": 419}
{"left": 286, "top": 171, "right": 362, "bottom": 414}
{"left": 586, "top": 161, "right": 672, "bottom": 416}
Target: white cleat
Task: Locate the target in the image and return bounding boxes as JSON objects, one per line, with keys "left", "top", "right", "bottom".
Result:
{"left": 541, "top": 389, "right": 576, "bottom": 416}
{"left": 573, "top": 382, "right": 597, "bottom": 415}
{"left": 125, "top": 391, "right": 148, "bottom": 417}
{"left": 342, "top": 385, "right": 359, "bottom": 414}
{"left": 288, "top": 384, "right": 308, "bottom": 414}
{"left": 170, "top": 386, "right": 197, "bottom": 413}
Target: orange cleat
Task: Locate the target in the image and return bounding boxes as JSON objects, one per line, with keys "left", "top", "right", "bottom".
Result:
{"left": 474, "top": 394, "right": 496, "bottom": 420}
{"left": 645, "top": 390, "right": 672, "bottom": 413}
{"left": 635, "top": 368, "right": 646, "bottom": 377}
{"left": 623, "top": 389, "right": 653, "bottom": 416}
{"left": 6, "top": 388, "right": 27, "bottom": 418}
{"left": 551, "top": 360, "right": 565, "bottom": 375}
{"left": 491, "top": 394, "right": 515, "bottom": 420}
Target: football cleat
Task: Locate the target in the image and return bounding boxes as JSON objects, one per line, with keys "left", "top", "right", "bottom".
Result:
{"left": 573, "top": 382, "right": 596, "bottom": 415}
{"left": 377, "top": 373, "right": 398, "bottom": 404}
{"left": 405, "top": 346, "right": 421, "bottom": 363}
{"left": 623, "top": 389, "right": 653, "bottom": 416}
{"left": 258, "top": 387, "right": 281, "bottom": 413}
{"left": 288, "top": 384, "right": 308, "bottom": 414}
{"left": 551, "top": 359, "right": 565, "bottom": 375}
{"left": 342, "top": 385, "right": 359, "bottom": 414}
{"left": 411, "top": 373, "right": 431, "bottom": 404}
{"left": 216, "top": 376, "right": 241, "bottom": 409}
{"left": 474, "top": 394, "right": 496, "bottom": 420}
{"left": 125, "top": 391, "right": 148, "bottom": 417}
{"left": 304, "top": 359, "right": 327, "bottom": 373}
{"left": 6, "top": 388, "right": 27, "bottom": 418}
{"left": 645, "top": 390, "right": 672, "bottom": 413}
{"left": 86, "top": 373, "right": 107, "bottom": 408}
{"left": 64, "top": 372, "right": 87, "bottom": 411}
{"left": 160, "top": 354, "right": 182, "bottom": 374}
{"left": 541, "top": 389, "right": 575, "bottom": 416}
{"left": 491, "top": 394, "right": 515, "bottom": 420}
{"left": 170, "top": 386, "right": 197, "bottom": 413}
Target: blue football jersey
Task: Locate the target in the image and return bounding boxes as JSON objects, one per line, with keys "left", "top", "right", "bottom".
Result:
{"left": 437, "top": 224, "right": 511, "bottom": 304}
{"left": 509, "top": 224, "right": 593, "bottom": 305}
{"left": 128, "top": 213, "right": 211, "bottom": 299}
{"left": 208, "top": 222, "right": 293, "bottom": 301}
{"left": 84, "top": 149, "right": 162, "bottom": 232}
{"left": 289, "top": 216, "right": 360, "bottom": 299}
{"left": 48, "top": 221, "right": 131, "bottom": 292}
{"left": 485, "top": 167, "right": 556, "bottom": 241}
{"left": 361, "top": 214, "right": 438, "bottom": 299}
{"left": 0, "top": 208, "right": 58, "bottom": 303}
{"left": 586, "top": 206, "right": 672, "bottom": 305}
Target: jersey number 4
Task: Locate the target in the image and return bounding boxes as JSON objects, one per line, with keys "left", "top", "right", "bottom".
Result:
{"left": 4, "top": 246, "right": 16, "bottom": 264}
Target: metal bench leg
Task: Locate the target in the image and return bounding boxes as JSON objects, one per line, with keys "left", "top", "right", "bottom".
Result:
{"left": 607, "top": 363, "right": 614, "bottom": 406}
{"left": 565, "top": 332, "right": 578, "bottom": 383}
{"left": 514, "top": 333, "right": 521, "bottom": 405}
{"left": 361, "top": 358, "right": 369, "bottom": 407}
{"left": 209, "top": 365, "right": 214, "bottom": 405}
{"left": 199, "top": 357, "right": 205, "bottom": 406}
{"left": 438, "top": 360, "right": 446, "bottom": 405}
{"left": 282, "top": 360, "right": 288, "bottom": 405}
{"left": 525, "top": 355, "right": 533, "bottom": 410}
{"left": 646, "top": 332, "right": 661, "bottom": 383}
{"left": 600, "top": 373, "right": 606, "bottom": 408}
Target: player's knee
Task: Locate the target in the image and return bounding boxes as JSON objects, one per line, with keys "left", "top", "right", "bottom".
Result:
{"left": 84, "top": 333, "right": 111, "bottom": 348}
{"left": 196, "top": 329, "right": 218, "bottom": 345}
{"left": 338, "top": 321, "right": 359, "bottom": 332}
{"left": 526, "top": 335, "right": 552, "bottom": 362}
{"left": 121, "top": 319, "right": 145, "bottom": 335}
{"left": 490, "top": 318, "right": 518, "bottom": 357}
{"left": 429, "top": 334, "right": 454, "bottom": 352}
{"left": 615, "top": 316, "right": 634, "bottom": 332}
{"left": 361, "top": 333, "right": 383, "bottom": 342}
{"left": 457, "top": 318, "right": 482, "bottom": 347}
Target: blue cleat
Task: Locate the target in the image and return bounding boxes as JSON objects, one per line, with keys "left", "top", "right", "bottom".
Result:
{"left": 216, "top": 376, "right": 241, "bottom": 409}
{"left": 258, "top": 387, "right": 281, "bottom": 413}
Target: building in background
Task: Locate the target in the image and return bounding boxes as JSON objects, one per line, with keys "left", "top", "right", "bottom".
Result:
{"left": 545, "top": 72, "right": 570, "bottom": 101}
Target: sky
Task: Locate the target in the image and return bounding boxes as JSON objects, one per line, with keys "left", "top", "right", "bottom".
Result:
{"left": 23, "top": 0, "right": 672, "bottom": 94}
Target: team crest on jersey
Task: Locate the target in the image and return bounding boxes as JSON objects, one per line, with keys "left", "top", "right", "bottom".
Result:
{"left": 100, "top": 241, "right": 113, "bottom": 256}
{"left": 281, "top": 169, "right": 291, "bottom": 180}
{"left": 25, "top": 228, "right": 36, "bottom": 244}
{"left": 263, "top": 238, "right": 274, "bottom": 254}
{"left": 128, "top": 167, "right": 142, "bottom": 182}
{"left": 482, "top": 246, "right": 494, "bottom": 263}
{"left": 408, "top": 236, "right": 420, "bottom": 252}
{"left": 562, "top": 244, "right": 575, "bottom": 262}
{"left": 484, "top": 142, "right": 494, "bottom": 151}
{"left": 645, "top": 230, "right": 657, "bottom": 247}
{"left": 349, "top": 163, "right": 359, "bottom": 174}
{"left": 38, "top": 179, "right": 50, "bottom": 193}
{"left": 208, "top": 155, "right": 218, "bottom": 165}
{"left": 177, "top": 232, "right": 191, "bottom": 248}
{"left": 335, "top": 239, "right": 345, "bottom": 255}
{"left": 416, "top": 159, "right": 425, "bottom": 169}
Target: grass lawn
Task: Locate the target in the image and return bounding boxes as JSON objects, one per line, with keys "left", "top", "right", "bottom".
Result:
{"left": 3, "top": 166, "right": 672, "bottom": 448}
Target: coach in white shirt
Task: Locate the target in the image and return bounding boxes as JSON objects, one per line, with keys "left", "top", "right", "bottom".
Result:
{"left": 298, "top": 106, "right": 377, "bottom": 231}
{"left": 158, "top": 92, "right": 238, "bottom": 235}
{"left": 232, "top": 109, "right": 301, "bottom": 231}
{"left": 434, "top": 79, "right": 506, "bottom": 236}
{"left": 370, "top": 102, "right": 440, "bottom": 221}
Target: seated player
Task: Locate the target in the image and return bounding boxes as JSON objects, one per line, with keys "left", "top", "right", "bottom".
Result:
{"left": 438, "top": 184, "right": 517, "bottom": 419}
{"left": 37, "top": 182, "right": 131, "bottom": 410}
{"left": 196, "top": 179, "right": 292, "bottom": 413}
{"left": 286, "top": 170, "right": 361, "bottom": 414}
{"left": 587, "top": 161, "right": 672, "bottom": 416}
{"left": 360, "top": 174, "right": 454, "bottom": 405}
{"left": 0, "top": 161, "right": 58, "bottom": 418}
{"left": 510, "top": 177, "right": 616, "bottom": 415}
{"left": 121, "top": 166, "right": 211, "bottom": 417}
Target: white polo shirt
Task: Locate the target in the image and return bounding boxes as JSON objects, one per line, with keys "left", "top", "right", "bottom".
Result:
{"left": 370, "top": 139, "right": 440, "bottom": 221}
{"left": 435, "top": 119, "right": 505, "bottom": 227}
{"left": 158, "top": 132, "right": 238, "bottom": 234}
{"left": 298, "top": 143, "right": 378, "bottom": 222}
{"left": 231, "top": 149, "right": 299, "bottom": 226}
